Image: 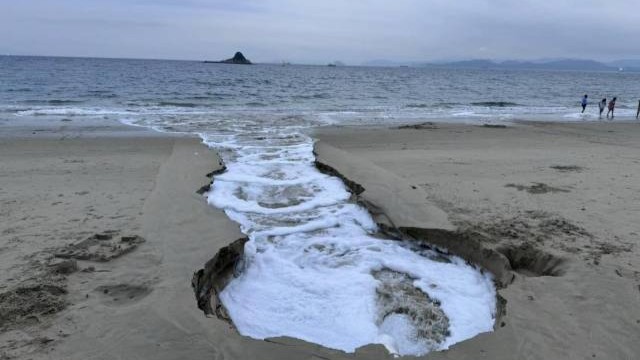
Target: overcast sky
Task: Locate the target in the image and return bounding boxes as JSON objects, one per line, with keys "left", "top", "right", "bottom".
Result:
{"left": 1, "top": 0, "right": 639, "bottom": 64}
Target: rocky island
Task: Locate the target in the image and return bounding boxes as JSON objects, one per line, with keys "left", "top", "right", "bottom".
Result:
{"left": 205, "top": 52, "right": 252, "bottom": 65}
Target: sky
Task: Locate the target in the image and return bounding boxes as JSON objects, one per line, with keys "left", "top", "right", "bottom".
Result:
{"left": 1, "top": 0, "right": 639, "bottom": 64}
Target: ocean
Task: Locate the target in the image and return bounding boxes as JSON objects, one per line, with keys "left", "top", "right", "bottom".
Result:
{"left": 2, "top": 55, "right": 637, "bottom": 356}
{"left": 2, "top": 55, "right": 640, "bottom": 128}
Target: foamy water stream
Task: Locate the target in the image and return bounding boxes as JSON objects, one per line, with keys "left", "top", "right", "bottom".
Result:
{"left": 194, "top": 121, "right": 496, "bottom": 356}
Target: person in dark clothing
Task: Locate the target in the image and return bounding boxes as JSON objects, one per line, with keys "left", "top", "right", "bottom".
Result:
{"left": 598, "top": 98, "right": 607, "bottom": 118}
{"left": 636, "top": 100, "right": 639, "bottom": 120}
{"left": 607, "top": 97, "right": 617, "bottom": 119}
{"left": 581, "top": 94, "right": 588, "bottom": 113}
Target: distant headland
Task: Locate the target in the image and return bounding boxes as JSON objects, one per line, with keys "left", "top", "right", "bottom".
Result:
{"left": 204, "top": 52, "right": 252, "bottom": 65}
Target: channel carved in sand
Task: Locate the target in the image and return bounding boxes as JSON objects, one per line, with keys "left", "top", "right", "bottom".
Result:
{"left": 189, "top": 134, "right": 498, "bottom": 356}
{"left": 193, "top": 155, "right": 500, "bottom": 353}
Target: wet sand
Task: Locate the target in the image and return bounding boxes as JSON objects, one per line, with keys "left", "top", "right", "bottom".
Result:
{"left": 315, "top": 121, "right": 640, "bottom": 359}
{"left": 2, "top": 120, "right": 639, "bottom": 359}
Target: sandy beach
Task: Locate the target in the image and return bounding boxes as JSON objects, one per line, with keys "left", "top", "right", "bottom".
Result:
{"left": 1, "top": 120, "right": 639, "bottom": 359}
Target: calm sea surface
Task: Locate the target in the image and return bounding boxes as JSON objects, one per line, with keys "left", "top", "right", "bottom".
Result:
{"left": 2, "top": 55, "right": 640, "bottom": 128}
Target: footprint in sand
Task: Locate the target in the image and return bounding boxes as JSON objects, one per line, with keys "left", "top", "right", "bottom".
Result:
{"left": 53, "top": 232, "right": 145, "bottom": 262}
{"left": 94, "top": 284, "right": 152, "bottom": 306}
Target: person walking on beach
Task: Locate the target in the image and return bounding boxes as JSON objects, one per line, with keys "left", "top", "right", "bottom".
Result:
{"left": 598, "top": 98, "right": 607, "bottom": 118}
{"left": 581, "top": 94, "right": 588, "bottom": 113}
{"left": 607, "top": 97, "right": 617, "bottom": 119}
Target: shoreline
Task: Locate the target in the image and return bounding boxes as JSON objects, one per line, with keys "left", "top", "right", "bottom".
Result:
{"left": 2, "top": 120, "right": 639, "bottom": 359}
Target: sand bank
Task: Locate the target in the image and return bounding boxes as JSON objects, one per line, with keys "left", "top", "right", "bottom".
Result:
{"left": 314, "top": 121, "right": 640, "bottom": 359}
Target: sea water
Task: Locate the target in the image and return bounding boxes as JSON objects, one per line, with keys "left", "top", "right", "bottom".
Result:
{"left": 4, "top": 56, "right": 640, "bottom": 355}
{"left": 3, "top": 55, "right": 640, "bottom": 125}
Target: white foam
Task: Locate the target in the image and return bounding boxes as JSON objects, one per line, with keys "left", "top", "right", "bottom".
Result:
{"left": 202, "top": 129, "right": 497, "bottom": 356}
{"left": 452, "top": 110, "right": 481, "bottom": 117}
{"left": 220, "top": 230, "right": 495, "bottom": 355}
{"left": 562, "top": 112, "right": 597, "bottom": 120}
{"left": 15, "top": 107, "right": 132, "bottom": 116}
{"left": 209, "top": 177, "right": 349, "bottom": 214}
{"left": 119, "top": 117, "right": 145, "bottom": 127}
{"left": 378, "top": 313, "right": 428, "bottom": 356}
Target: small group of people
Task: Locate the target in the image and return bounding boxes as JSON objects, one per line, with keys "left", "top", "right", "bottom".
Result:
{"left": 581, "top": 94, "right": 640, "bottom": 120}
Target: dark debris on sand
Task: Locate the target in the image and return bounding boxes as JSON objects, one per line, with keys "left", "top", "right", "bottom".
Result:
{"left": 395, "top": 122, "right": 439, "bottom": 130}
{"left": 505, "top": 182, "right": 570, "bottom": 194}
{"left": 550, "top": 165, "right": 585, "bottom": 173}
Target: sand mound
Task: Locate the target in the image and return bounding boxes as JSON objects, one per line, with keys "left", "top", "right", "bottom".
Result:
{"left": 0, "top": 283, "right": 67, "bottom": 329}
{"left": 53, "top": 232, "right": 145, "bottom": 262}
{"left": 1, "top": 231, "right": 145, "bottom": 331}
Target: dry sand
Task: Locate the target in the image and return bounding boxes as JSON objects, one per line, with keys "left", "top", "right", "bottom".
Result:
{"left": 1, "top": 120, "right": 639, "bottom": 359}
{"left": 315, "top": 121, "right": 640, "bottom": 359}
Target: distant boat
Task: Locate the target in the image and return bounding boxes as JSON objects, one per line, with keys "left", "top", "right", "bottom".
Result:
{"left": 327, "top": 63, "right": 337, "bottom": 67}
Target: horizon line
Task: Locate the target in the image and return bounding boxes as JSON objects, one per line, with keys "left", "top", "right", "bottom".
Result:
{"left": 2, "top": 53, "right": 639, "bottom": 67}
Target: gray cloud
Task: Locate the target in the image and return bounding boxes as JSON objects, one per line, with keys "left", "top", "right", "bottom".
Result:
{"left": 1, "top": 0, "right": 639, "bottom": 63}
